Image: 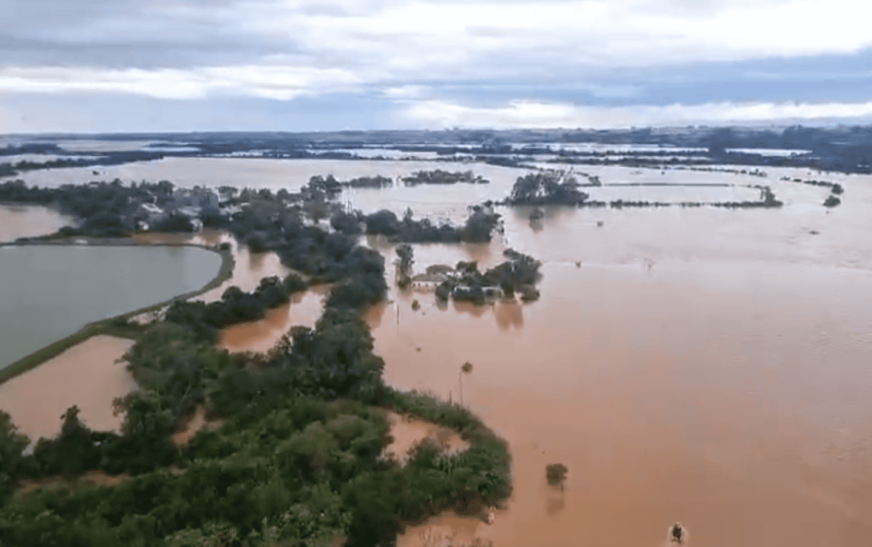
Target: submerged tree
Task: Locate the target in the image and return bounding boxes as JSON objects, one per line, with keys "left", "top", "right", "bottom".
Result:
{"left": 508, "top": 171, "right": 588, "bottom": 206}
{"left": 396, "top": 244, "right": 414, "bottom": 276}
{"left": 0, "top": 411, "right": 30, "bottom": 500}
{"left": 546, "top": 463, "right": 568, "bottom": 490}
{"left": 670, "top": 522, "right": 687, "bottom": 544}
{"left": 396, "top": 243, "right": 414, "bottom": 289}
{"left": 824, "top": 195, "right": 841, "bottom": 207}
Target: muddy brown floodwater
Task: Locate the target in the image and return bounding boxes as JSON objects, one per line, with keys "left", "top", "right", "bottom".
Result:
{"left": 172, "top": 405, "right": 224, "bottom": 448}
{"left": 363, "top": 168, "right": 872, "bottom": 547}
{"left": 0, "top": 335, "right": 136, "bottom": 443}
{"left": 0, "top": 203, "right": 73, "bottom": 242}
{"left": 382, "top": 411, "right": 470, "bottom": 465}
{"left": 378, "top": 257, "right": 872, "bottom": 547}
{"left": 140, "top": 229, "right": 329, "bottom": 354}
{"left": 218, "top": 285, "right": 328, "bottom": 354}
{"left": 6, "top": 162, "right": 872, "bottom": 546}
{"left": 134, "top": 229, "right": 295, "bottom": 304}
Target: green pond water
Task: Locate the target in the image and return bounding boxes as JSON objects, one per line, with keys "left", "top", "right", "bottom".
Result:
{"left": 0, "top": 245, "right": 221, "bottom": 369}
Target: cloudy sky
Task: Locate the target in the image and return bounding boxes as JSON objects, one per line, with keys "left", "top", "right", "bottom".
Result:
{"left": 1, "top": 0, "right": 871, "bottom": 132}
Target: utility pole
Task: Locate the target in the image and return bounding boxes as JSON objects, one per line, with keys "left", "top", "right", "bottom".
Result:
{"left": 459, "top": 370, "right": 463, "bottom": 407}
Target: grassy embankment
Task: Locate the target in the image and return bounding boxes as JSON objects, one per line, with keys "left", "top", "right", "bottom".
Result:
{"left": 0, "top": 239, "right": 234, "bottom": 386}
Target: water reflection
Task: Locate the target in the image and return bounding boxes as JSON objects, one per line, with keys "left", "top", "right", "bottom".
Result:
{"left": 0, "top": 204, "right": 73, "bottom": 242}
{"left": 451, "top": 301, "right": 490, "bottom": 319}
{"left": 493, "top": 300, "right": 524, "bottom": 331}
{"left": 142, "top": 231, "right": 296, "bottom": 304}
{"left": 545, "top": 488, "right": 566, "bottom": 517}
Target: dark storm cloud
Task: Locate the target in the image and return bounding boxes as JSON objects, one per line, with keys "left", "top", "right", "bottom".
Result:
{"left": 0, "top": 0, "right": 293, "bottom": 68}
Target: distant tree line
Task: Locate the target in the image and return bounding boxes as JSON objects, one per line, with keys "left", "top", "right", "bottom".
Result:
{"left": 4, "top": 125, "right": 872, "bottom": 175}
{"left": 0, "top": 176, "right": 504, "bottom": 246}
{"left": 779, "top": 176, "right": 844, "bottom": 207}
{"left": 359, "top": 207, "right": 501, "bottom": 244}
{"left": 401, "top": 170, "right": 488, "bottom": 186}
{"left": 500, "top": 172, "right": 785, "bottom": 210}
{"left": 505, "top": 171, "right": 589, "bottom": 206}
{"left": 0, "top": 150, "right": 173, "bottom": 177}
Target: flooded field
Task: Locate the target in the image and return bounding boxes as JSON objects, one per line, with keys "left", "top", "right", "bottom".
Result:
{"left": 0, "top": 204, "right": 73, "bottom": 242}
{"left": 134, "top": 229, "right": 327, "bottom": 353}
{"left": 4, "top": 157, "right": 508, "bottom": 190}
{"left": 218, "top": 286, "right": 327, "bottom": 354}
{"left": 6, "top": 156, "right": 824, "bottom": 226}
{"left": 3, "top": 158, "right": 872, "bottom": 545}
{"left": 134, "top": 230, "right": 291, "bottom": 303}
{"left": 5, "top": 157, "right": 529, "bottom": 224}
{"left": 379, "top": 257, "right": 872, "bottom": 547}
{"left": 354, "top": 166, "right": 872, "bottom": 547}
{"left": 0, "top": 335, "right": 136, "bottom": 442}
{"left": 383, "top": 411, "right": 470, "bottom": 465}
{"left": 0, "top": 244, "right": 221, "bottom": 368}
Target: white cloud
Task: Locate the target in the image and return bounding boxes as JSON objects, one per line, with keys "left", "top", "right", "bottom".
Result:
{"left": 0, "top": 65, "right": 363, "bottom": 100}
{"left": 57, "top": 0, "right": 860, "bottom": 87}
{"left": 403, "top": 98, "right": 872, "bottom": 129}
{"left": 260, "top": 0, "right": 872, "bottom": 76}
{"left": 382, "top": 85, "right": 430, "bottom": 99}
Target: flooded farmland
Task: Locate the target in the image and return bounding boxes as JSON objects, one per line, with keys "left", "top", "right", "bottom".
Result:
{"left": 362, "top": 166, "right": 872, "bottom": 546}
{"left": 0, "top": 335, "right": 136, "bottom": 442}
{"left": 218, "top": 286, "right": 327, "bottom": 354}
{"left": 3, "top": 157, "right": 872, "bottom": 546}
{"left": 0, "top": 203, "right": 73, "bottom": 242}
{"left": 382, "top": 257, "right": 872, "bottom": 547}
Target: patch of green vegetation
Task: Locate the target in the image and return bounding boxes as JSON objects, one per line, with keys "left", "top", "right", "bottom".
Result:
{"left": 507, "top": 171, "right": 589, "bottom": 206}
{"left": 164, "top": 273, "right": 309, "bottom": 343}
{"left": 824, "top": 195, "right": 841, "bottom": 207}
{"left": 402, "top": 170, "right": 488, "bottom": 186}
{"left": 436, "top": 249, "right": 542, "bottom": 305}
{"left": 362, "top": 207, "right": 501, "bottom": 244}
{"left": 545, "top": 463, "right": 568, "bottom": 487}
